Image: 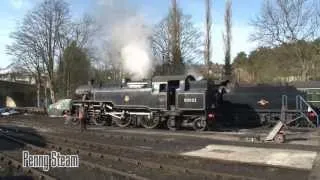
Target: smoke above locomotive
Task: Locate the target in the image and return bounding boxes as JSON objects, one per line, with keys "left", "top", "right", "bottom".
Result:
{"left": 94, "top": 0, "right": 154, "bottom": 81}
{"left": 111, "top": 16, "right": 154, "bottom": 81}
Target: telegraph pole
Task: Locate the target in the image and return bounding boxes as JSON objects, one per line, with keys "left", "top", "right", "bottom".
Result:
{"left": 223, "top": 0, "right": 232, "bottom": 80}
{"left": 205, "top": 0, "right": 212, "bottom": 78}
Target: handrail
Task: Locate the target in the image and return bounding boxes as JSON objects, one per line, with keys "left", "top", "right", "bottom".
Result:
{"left": 282, "top": 95, "right": 288, "bottom": 109}
{"left": 296, "top": 95, "right": 299, "bottom": 111}
{"left": 296, "top": 95, "right": 319, "bottom": 127}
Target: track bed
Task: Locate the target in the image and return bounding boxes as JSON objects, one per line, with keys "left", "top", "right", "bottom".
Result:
{"left": 0, "top": 115, "right": 318, "bottom": 180}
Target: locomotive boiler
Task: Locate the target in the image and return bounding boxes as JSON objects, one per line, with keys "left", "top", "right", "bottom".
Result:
{"left": 71, "top": 75, "right": 228, "bottom": 131}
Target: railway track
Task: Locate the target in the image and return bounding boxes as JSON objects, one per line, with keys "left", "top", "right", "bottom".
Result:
{"left": 0, "top": 127, "right": 261, "bottom": 180}
{"left": 0, "top": 152, "right": 57, "bottom": 180}
{"left": 44, "top": 132, "right": 312, "bottom": 179}
{"left": 0, "top": 122, "right": 312, "bottom": 180}
{"left": 0, "top": 131, "right": 153, "bottom": 180}
{"left": 1, "top": 119, "right": 320, "bottom": 153}
{"left": 3, "top": 114, "right": 317, "bottom": 139}
{"left": 0, "top": 133, "right": 56, "bottom": 180}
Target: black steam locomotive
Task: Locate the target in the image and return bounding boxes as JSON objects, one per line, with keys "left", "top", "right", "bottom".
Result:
{"left": 71, "top": 75, "right": 228, "bottom": 131}
{"left": 215, "top": 83, "right": 319, "bottom": 128}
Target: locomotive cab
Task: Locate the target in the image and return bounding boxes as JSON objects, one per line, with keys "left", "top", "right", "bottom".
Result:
{"left": 152, "top": 75, "right": 196, "bottom": 110}
{"left": 152, "top": 75, "right": 224, "bottom": 131}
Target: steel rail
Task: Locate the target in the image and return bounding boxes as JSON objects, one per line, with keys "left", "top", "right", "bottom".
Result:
{"left": 0, "top": 132, "right": 149, "bottom": 180}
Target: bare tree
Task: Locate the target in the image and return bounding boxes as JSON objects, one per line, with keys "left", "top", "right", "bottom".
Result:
{"left": 152, "top": 6, "right": 203, "bottom": 74}
{"left": 57, "top": 15, "right": 92, "bottom": 68}
{"left": 59, "top": 15, "right": 96, "bottom": 51}
{"left": 152, "top": 19, "right": 170, "bottom": 63}
{"left": 10, "top": 0, "right": 71, "bottom": 103}
{"left": 223, "top": 0, "right": 232, "bottom": 80}
{"left": 56, "top": 14, "right": 96, "bottom": 98}
{"left": 170, "top": 0, "right": 182, "bottom": 71}
{"left": 6, "top": 42, "right": 43, "bottom": 107}
{"left": 251, "top": 0, "right": 320, "bottom": 80}
{"left": 6, "top": 6, "right": 53, "bottom": 107}
{"left": 204, "top": 0, "right": 212, "bottom": 77}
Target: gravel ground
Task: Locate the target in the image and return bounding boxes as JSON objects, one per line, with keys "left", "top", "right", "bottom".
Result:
{"left": 0, "top": 114, "right": 318, "bottom": 180}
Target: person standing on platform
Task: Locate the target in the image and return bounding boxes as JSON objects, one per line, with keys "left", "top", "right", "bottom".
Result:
{"left": 79, "top": 104, "right": 87, "bottom": 132}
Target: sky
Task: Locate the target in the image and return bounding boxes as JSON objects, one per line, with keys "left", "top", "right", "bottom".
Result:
{"left": 0, "top": 0, "right": 262, "bottom": 68}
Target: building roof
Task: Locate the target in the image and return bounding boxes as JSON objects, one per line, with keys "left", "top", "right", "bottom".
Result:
{"left": 0, "top": 64, "right": 14, "bottom": 74}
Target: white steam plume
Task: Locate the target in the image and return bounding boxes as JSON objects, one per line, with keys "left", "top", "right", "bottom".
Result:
{"left": 187, "top": 67, "right": 203, "bottom": 81}
{"left": 110, "top": 16, "right": 153, "bottom": 80}
{"left": 93, "top": 0, "right": 154, "bottom": 81}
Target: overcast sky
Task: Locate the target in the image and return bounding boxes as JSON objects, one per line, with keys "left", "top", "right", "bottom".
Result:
{"left": 0, "top": 0, "right": 261, "bottom": 68}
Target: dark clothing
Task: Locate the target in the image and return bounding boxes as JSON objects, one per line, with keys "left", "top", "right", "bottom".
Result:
{"left": 79, "top": 106, "right": 87, "bottom": 131}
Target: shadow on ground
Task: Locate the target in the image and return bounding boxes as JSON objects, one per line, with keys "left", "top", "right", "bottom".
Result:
{"left": 0, "top": 124, "right": 47, "bottom": 151}
{"left": 0, "top": 125, "right": 47, "bottom": 179}
{"left": 285, "top": 137, "right": 309, "bottom": 143}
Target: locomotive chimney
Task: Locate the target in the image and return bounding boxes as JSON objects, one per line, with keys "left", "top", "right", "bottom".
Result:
{"left": 121, "top": 78, "right": 131, "bottom": 88}
{"left": 122, "top": 78, "right": 131, "bottom": 83}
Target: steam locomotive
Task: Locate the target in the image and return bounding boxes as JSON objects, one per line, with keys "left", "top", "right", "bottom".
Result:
{"left": 215, "top": 82, "right": 319, "bottom": 128}
{"left": 71, "top": 75, "right": 229, "bottom": 131}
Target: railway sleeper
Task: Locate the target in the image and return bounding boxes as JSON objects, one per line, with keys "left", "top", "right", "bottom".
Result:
{"left": 45, "top": 140, "right": 258, "bottom": 180}
{"left": 1, "top": 133, "right": 148, "bottom": 180}
{"left": 5, "top": 132, "right": 256, "bottom": 180}
{"left": 0, "top": 152, "right": 56, "bottom": 180}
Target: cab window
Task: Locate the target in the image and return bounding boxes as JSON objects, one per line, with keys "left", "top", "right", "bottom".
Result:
{"left": 159, "top": 84, "right": 167, "bottom": 92}
{"left": 152, "top": 83, "right": 159, "bottom": 93}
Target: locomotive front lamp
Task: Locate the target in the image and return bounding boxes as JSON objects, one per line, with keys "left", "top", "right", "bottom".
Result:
{"left": 208, "top": 113, "right": 215, "bottom": 118}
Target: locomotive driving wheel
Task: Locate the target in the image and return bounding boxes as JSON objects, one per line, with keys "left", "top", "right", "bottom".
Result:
{"left": 192, "top": 116, "right": 207, "bottom": 131}
{"left": 140, "top": 115, "right": 160, "bottom": 129}
{"left": 91, "top": 115, "right": 107, "bottom": 126}
{"left": 114, "top": 114, "right": 131, "bottom": 128}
